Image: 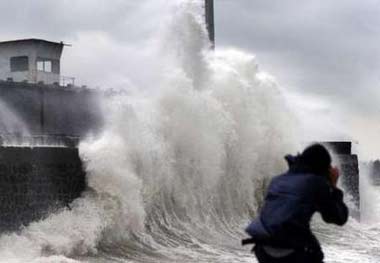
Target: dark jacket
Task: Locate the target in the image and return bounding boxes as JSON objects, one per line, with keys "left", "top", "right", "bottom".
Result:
{"left": 245, "top": 155, "right": 348, "bottom": 253}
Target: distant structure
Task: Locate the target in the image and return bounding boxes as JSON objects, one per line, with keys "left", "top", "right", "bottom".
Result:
{"left": 205, "top": 0, "right": 215, "bottom": 48}
{"left": 0, "top": 39, "right": 102, "bottom": 231}
{"left": 0, "top": 39, "right": 66, "bottom": 85}
{"left": 368, "top": 160, "right": 380, "bottom": 185}
{"left": 0, "top": 39, "right": 101, "bottom": 139}
{"left": 326, "top": 141, "right": 360, "bottom": 218}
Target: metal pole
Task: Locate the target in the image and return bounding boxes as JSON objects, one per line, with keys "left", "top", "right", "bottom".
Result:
{"left": 205, "top": 0, "right": 215, "bottom": 48}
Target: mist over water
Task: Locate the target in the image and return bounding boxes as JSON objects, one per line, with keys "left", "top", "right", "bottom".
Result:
{"left": 0, "top": 1, "right": 379, "bottom": 262}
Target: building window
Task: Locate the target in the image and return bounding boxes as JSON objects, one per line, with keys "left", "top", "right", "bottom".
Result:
{"left": 37, "top": 59, "right": 53, "bottom": 73}
{"left": 37, "top": 61, "right": 44, "bottom": 71}
{"left": 10, "top": 56, "right": 29, "bottom": 72}
{"left": 45, "top": 61, "right": 52, "bottom": 72}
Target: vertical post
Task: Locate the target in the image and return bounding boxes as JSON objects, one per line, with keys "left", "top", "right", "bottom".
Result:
{"left": 205, "top": 0, "right": 215, "bottom": 48}
{"left": 39, "top": 86, "right": 45, "bottom": 134}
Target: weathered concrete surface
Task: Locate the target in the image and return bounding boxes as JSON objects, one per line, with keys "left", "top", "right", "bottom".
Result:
{"left": 0, "top": 81, "right": 103, "bottom": 231}
{"left": 0, "top": 81, "right": 103, "bottom": 136}
{"left": 0, "top": 147, "right": 85, "bottom": 231}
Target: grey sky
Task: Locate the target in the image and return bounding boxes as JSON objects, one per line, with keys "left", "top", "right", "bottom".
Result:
{"left": 0, "top": 0, "right": 379, "bottom": 159}
{"left": 215, "top": 0, "right": 380, "bottom": 159}
{"left": 216, "top": 0, "right": 380, "bottom": 115}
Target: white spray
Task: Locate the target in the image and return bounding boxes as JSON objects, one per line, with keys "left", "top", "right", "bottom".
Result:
{"left": 0, "top": 1, "right": 297, "bottom": 262}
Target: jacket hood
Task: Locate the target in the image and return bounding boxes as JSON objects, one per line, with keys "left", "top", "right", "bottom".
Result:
{"left": 285, "top": 144, "right": 331, "bottom": 177}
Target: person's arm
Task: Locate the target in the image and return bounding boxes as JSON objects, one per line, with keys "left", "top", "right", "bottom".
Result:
{"left": 316, "top": 168, "right": 349, "bottom": 226}
{"left": 318, "top": 186, "right": 348, "bottom": 225}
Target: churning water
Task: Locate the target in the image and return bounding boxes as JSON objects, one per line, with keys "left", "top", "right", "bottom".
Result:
{"left": 0, "top": 1, "right": 379, "bottom": 262}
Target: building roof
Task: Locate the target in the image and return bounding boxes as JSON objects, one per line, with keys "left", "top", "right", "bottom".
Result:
{"left": 0, "top": 38, "right": 64, "bottom": 46}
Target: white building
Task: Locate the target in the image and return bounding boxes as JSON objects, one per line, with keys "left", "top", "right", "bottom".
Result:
{"left": 0, "top": 39, "right": 64, "bottom": 85}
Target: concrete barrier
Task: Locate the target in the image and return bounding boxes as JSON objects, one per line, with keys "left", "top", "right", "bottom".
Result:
{"left": 0, "top": 82, "right": 102, "bottom": 231}
{"left": 0, "top": 147, "right": 85, "bottom": 231}
{"left": 0, "top": 81, "right": 103, "bottom": 136}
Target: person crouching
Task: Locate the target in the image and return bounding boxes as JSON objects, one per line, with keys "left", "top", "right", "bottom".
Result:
{"left": 243, "top": 143, "right": 348, "bottom": 263}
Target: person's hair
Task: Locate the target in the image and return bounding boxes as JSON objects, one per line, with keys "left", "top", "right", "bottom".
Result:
{"left": 299, "top": 143, "right": 331, "bottom": 176}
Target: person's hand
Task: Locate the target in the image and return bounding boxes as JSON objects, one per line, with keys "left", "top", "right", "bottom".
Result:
{"left": 329, "top": 166, "right": 340, "bottom": 187}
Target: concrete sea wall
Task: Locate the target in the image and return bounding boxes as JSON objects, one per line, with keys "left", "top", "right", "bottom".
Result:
{"left": 0, "top": 81, "right": 103, "bottom": 137}
{"left": 0, "top": 147, "right": 85, "bottom": 231}
{"left": 0, "top": 81, "right": 103, "bottom": 230}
